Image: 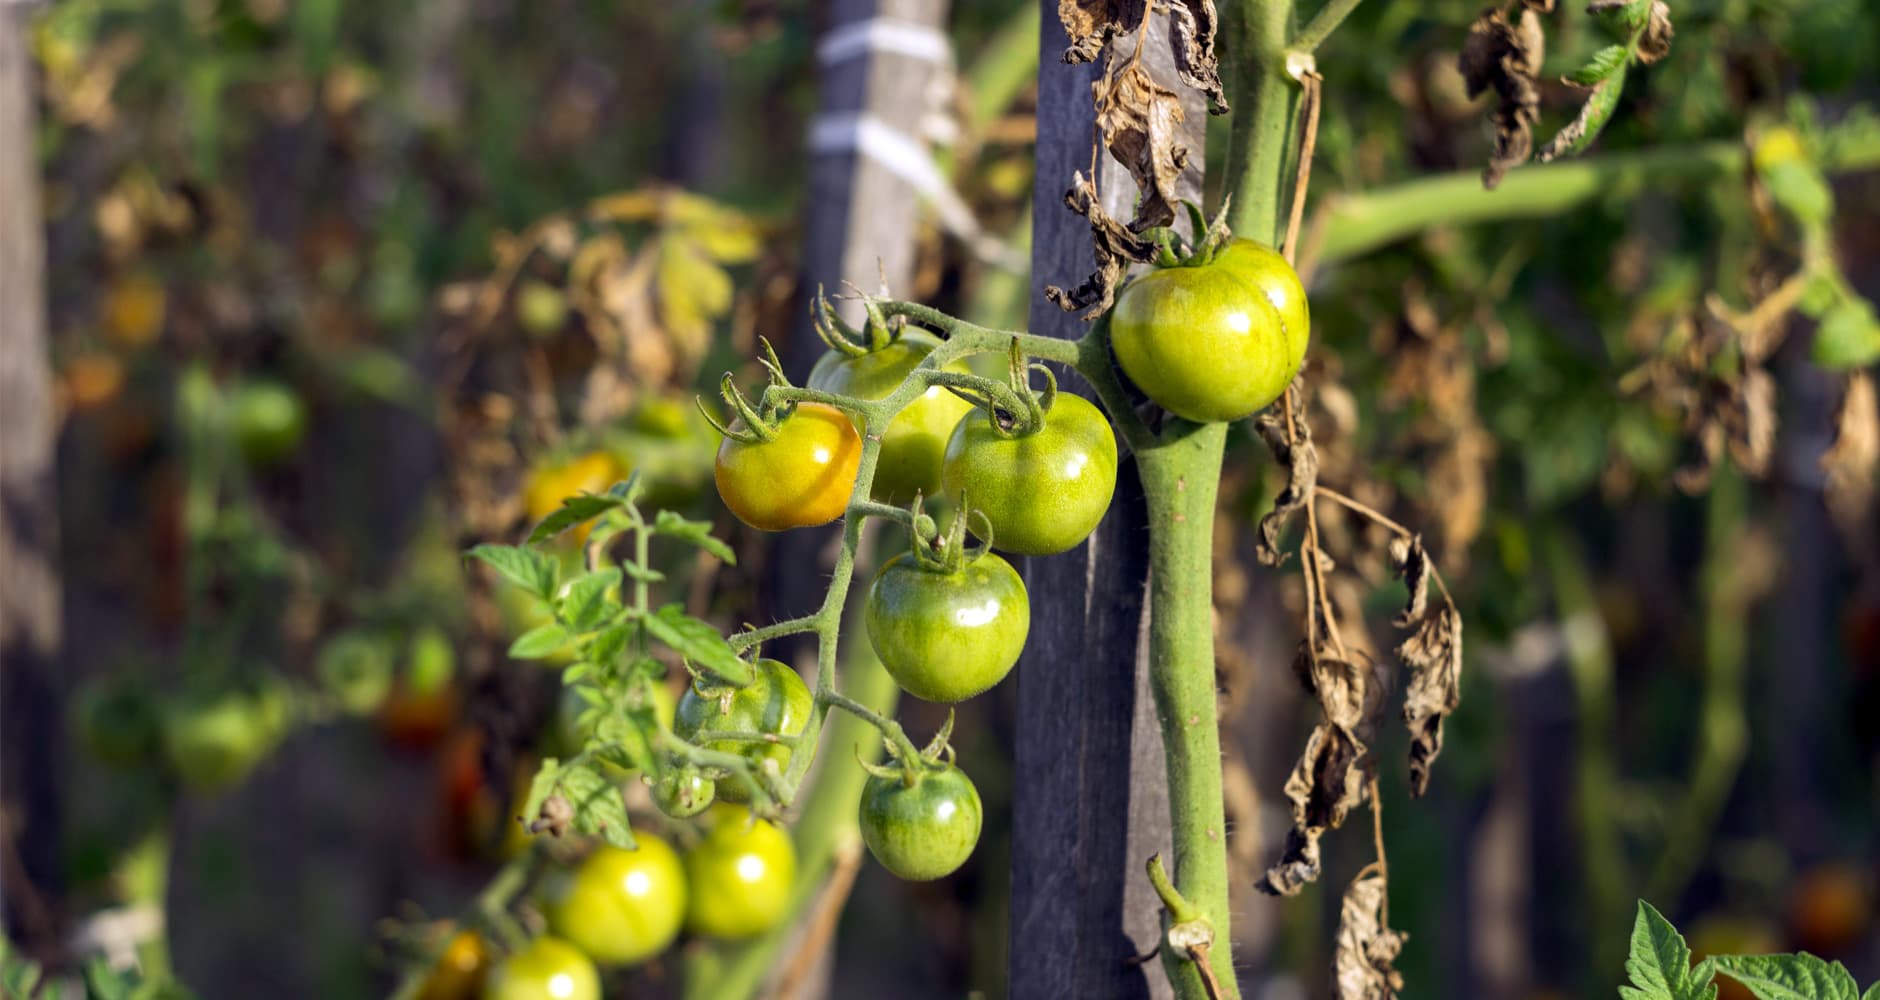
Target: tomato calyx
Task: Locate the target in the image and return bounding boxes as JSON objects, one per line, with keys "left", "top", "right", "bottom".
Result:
{"left": 698, "top": 338, "right": 798, "bottom": 445}
{"left": 810, "top": 283, "right": 899, "bottom": 356}
{"left": 1137, "top": 198, "right": 1237, "bottom": 270}
{"left": 902, "top": 491, "right": 994, "bottom": 574}
{"left": 857, "top": 710, "right": 957, "bottom": 789}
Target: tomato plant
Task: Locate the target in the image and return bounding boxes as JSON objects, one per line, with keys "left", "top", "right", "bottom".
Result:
{"left": 807, "top": 328, "right": 974, "bottom": 504}
{"left": 1110, "top": 254, "right": 1296, "bottom": 422}
{"left": 712, "top": 401, "right": 861, "bottom": 531}
{"left": 858, "top": 735, "right": 983, "bottom": 881}
{"left": 863, "top": 513, "right": 1029, "bottom": 703}
{"left": 524, "top": 451, "right": 628, "bottom": 544}
{"left": 540, "top": 836, "right": 688, "bottom": 966}
{"left": 941, "top": 389, "right": 1117, "bottom": 556}
{"left": 480, "top": 936, "right": 599, "bottom": 1000}
{"left": 682, "top": 805, "right": 797, "bottom": 940}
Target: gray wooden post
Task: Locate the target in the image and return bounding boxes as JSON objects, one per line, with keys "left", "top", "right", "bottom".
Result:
{"left": 1010, "top": 6, "right": 1207, "bottom": 998}
{"left": 0, "top": 0, "right": 65, "bottom": 953}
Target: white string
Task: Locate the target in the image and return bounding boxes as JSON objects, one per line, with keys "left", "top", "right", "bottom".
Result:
{"left": 815, "top": 18, "right": 952, "bottom": 67}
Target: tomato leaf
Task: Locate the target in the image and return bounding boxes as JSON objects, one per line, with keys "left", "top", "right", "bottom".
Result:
{"left": 468, "top": 544, "right": 558, "bottom": 601}
{"left": 1589, "top": 0, "right": 1652, "bottom": 30}
{"left": 527, "top": 493, "right": 624, "bottom": 545}
{"left": 1861, "top": 983, "right": 1878, "bottom": 1000}
{"left": 509, "top": 623, "right": 571, "bottom": 660}
{"left": 1814, "top": 298, "right": 1880, "bottom": 370}
{"left": 1620, "top": 901, "right": 1719, "bottom": 1000}
{"left": 1537, "top": 72, "right": 1625, "bottom": 163}
{"left": 522, "top": 757, "right": 636, "bottom": 850}
{"left": 653, "top": 509, "right": 736, "bottom": 564}
{"left": 560, "top": 568, "right": 622, "bottom": 632}
{"left": 1712, "top": 955, "right": 1863, "bottom": 1000}
{"left": 621, "top": 561, "right": 668, "bottom": 584}
{"left": 584, "top": 621, "right": 634, "bottom": 670}
{"left": 643, "top": 604, "right": 750, "bottom": 685}
{"left": 1565, "top": 44, "right": 1629, "bottom": 86}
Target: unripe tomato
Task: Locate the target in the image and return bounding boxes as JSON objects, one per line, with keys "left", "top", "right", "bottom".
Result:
{"left": 859, "top": 763, "right": 982, "bottom": 881}
{"left": 1214, "top": 239, "right": 1311, "bottom": 364}
{"left": 230, "top": 378, "right": 309, "bottom": 466}
{"left": 480, "top": 936, "right": 598, "bottom": 1000}
{"left": 74, "top": 676, "right": 162, "bottom": 769}
{"left": 416, "top": 929, "right": 490, "bottom": 1000}
{"left": 523, "top": 451, "right": 627, "bottom": 544}
{"left": 864, "top": 551, "right": 1029, "bottom": 702}
{"left": 1111, "top": 260, "right": 1293, "bottom": 422}
{"left": 162, "top": 682, "right": 289, "bottom": 791}
{"left": 653, "top": 767, "right": 716, "bottom": 818}
{"left": 673, "top": 659, "right": 811, "bottom": 803}
{"left": 806, "top": 331, "right": 974, "bottom": 504}
{"left": 713, "top": 403, "right": 861, "bottom": 531}
{"left": 940, "top": 393, "right": 1117, "bottom": 556}
{"left": 515, "top": 280, "right": 568, "bottom": 338}
{"left": 683, "top": 805, "right": 797, "bottom": 939}
{"left": 318, "top": 629, "right": 396, "bottom": 716}
{"left": 541, "top": 835, "right": 688, "bottom": 966}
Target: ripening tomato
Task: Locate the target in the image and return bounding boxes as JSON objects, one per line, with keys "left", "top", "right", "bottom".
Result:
{"left": 417, "top": 929, "right": 490, "bottom": 1000}
{"left": 1110, "top": 260, "right": 1291, "bottom": 422}
{"left": 713, "top": 403, "right": 861, "bottom": 531}
{"left": 541, "top": 835, "right": 688, "bottom": 966}
{"left": 1786, "top": 862, "right": 1872, "bottom": 955}
{"left": 101, "top": 271, "right": 166, "bottom": 349}
{"left": 859, "top": 762, "right": 983, "bottom": 881}
{"left": 480, "top": 936, "right": 598, "bottom": 1000}
{"left": 940, "top": 392, "right": 1117, "bottom": 556}
{"left": 683, "top": 805, "right": 797, "bottom": 939}
{"left": 524, "top": 451, "right": 627, "bottom": 543}
{"left": 673, "top": 659, "right": 811, "bottom": 803}
{"left": 807, "top": 330, "right": 974, "bottom": 504}
{"left": 1214, "top": 239, "right": 1311, "bottom": 364}
{"left": 864, "top": 550, "right": 1029, "bottom": 703}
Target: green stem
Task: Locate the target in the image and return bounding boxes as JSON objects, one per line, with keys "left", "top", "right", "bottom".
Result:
{"left": 1224, "top": 0, "right": 1296, "bottom": 245}
{"left": 119, "top": 821, "right": 172, "bottom": 982}
{"left": 1138, "top": 424, "right": 1239, "bottom": 1000}
{"left": 1316, "top": 126, "right": 1880, "bottom": 263}
{"left": 1290, "top": 0, "right": 1363, "bottom": 54}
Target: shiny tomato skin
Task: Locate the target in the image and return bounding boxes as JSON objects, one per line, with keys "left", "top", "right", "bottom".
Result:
{"left": 807, "top": 331, "right": 974, "bottom": 504}
{"left": 416, "top": 929, "right": 490, "bottom": 1000}
{"left": 864, "top": 551, "right": 1029, "bottom": 703}
{"left": 714, "top": 403, "right": 861, "bottom": 531}
{"left": 940, "top": 392, "right": 1117, "bottom": 556}
{"left": 1214, "top": 239, "right": 1310, "bottom": 363}
{"left": 540, "top": 835, "right": 688, "bottom": 966}
{"left": 683, "top": 805, "right": 797, "bottom": 939}
{"left": 672, "top": 659, "right": 812, "bottom": 803}
{"left": 479, "top": 936, "right": 598, "bottom": 1000}
{"left": 524, "top": 451, "right": 627, "bottom": 544}
{"left": 1110, "top": 262, "right": 1290, "bottom": 422}
{"left": 859, "top": 764, "right": 983, "bottom": 881}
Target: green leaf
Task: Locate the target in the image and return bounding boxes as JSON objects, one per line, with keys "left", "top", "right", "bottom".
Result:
{"left": 622, "top": 561, "right": 668, "bottom": 584}
{"left": 1567, "top": 44, "right": 1630, "bottom": 86}
{"left": 522, "top": 757, "right": 636, "bottom": 849}
{"left": 585, "top": 621, "right": 634, "bottom": 669}
{"left": 468, "top": 544, "right": 558, "bottom": 600}
{"left": 653, "top": 509, "right": 737, "bottom": 564}
{"left": 560, "top": 568, "right": 623, "bottom": 631}
{"left": 1813, "top": 297, "right": 1880, "bottom": 370}
{"left": 1861, "top": 984, "right": 1878, "bottom": 1000}
{"left": 527, "top": 493, "right": 625, "bottom": 545}
{"left": 1592, "top": 0, "right": 1652, "bottom": 30}
{"left": 1538, "top": 73, "right": 1626, "bottom": 163}
{"left": 1712, "top": 954, "right": 1862, "bottom": 1000}
{"left": 1620, "top": 901, "right": 1719, "bottom": 1000}
{"left": 509, "top": 622, "right": 571, "bottom": 660}
{"left": 642, "top": 604, "right": 750, "bottom": 684}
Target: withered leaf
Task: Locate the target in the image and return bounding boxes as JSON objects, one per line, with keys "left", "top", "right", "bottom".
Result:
{"left": 1536, "top": 72, "right": 1624, "bottom": 163}
{"left": 1059, "top": 0, "right": 1145, "bottom": 64}
{"left": 1259, "top": 653, "right": 1392, "bottom": 896}
{"left": 1334, "top": 870, "right": 1407, "bottom": 1000}
{"left": 1253, "top": 381, "right": 1319, "bottom": 566}
{"left": 1822, "top": 372, "right": 1878, "bottom": 538}
{"left": 1095, "top": 63, "right": 1190, "bottom": 231}
{"left": 1398, "top": 604, "right": 1463, "bottom": 797}
{"left": 1388, "top": 535, "right": 1431, "bottom": 628}
{"left": 1635, "top": 1, "right": 1674, "bottom": 64}
{"left": 1458, "top": 8, "right": 1544, "bottom": 188}
{"left": 1166, "top": 0, "right": 1229, "bottom": 114}
{"left": 1045, "top": 172, "right": 1164, "bottom": 318}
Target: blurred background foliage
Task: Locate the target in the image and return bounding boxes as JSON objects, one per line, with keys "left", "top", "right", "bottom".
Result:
{"left": 11, "top": 0, "right": 1880, "bottom": 997}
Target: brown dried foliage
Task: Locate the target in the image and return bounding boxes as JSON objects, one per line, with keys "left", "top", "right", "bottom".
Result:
{"left": 1458, "top": 7, "right": 1545, "bottom": 188}
{"left": 1095, "top": 62, "right": 1191, "bottom": 231}
{"left": 1253, "top": 382, "right": 1320, "bottom": 566}
{"left": 1823, "top": 372, "right": 1879, "bottom": 544}
{"left": 1044, "top": 173, "right": 1164, "bottom": 317}
{"left": 1334, "top": 870, "right": 1408, "bottom": 999}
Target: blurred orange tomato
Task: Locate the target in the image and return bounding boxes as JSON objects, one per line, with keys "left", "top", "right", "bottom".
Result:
{"left": 1787, "top": 862, "right": 1872, "bottom": 955}
{"left": 523, "top": 451, "right": 627, "bottom": 543}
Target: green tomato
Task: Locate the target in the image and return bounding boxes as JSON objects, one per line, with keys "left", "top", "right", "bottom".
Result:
{"left": 859, "top": 763, "right": 983, "bottom": 881}
{"left": 1214, "top": 239, "right": 1310, "bottom": 368}
{"left": 652, "top": 766, "right": 717, "bottom": 819}
{"left": 74, "top": 676, "right": 162, "bottom": 769}
{"left": 683, "top": 805, "right": 797, "bottom": 939}
{"left": 515, "top": 280, "right": 568, "bottom": 338}
{"left": 317, "top": 630, "right": 396, "bottom": 716}
{"left": 229, "top": 377, "right": 308, "bottom": 466}
{"left": 540, "top": 835, "right": 687, "bottom": 966}
{"left": 864, "top": 550, "right": 1029, "bottom": 703}
{"left": 806, "top": 330, "right": 974, "bottom": 504}
{"left": 161, "top": 684, "right": 288, "bottom": 791}
{"left": 940, "top": 392, "right": 1117, "bottom": 556}
{"left": 1110, "top": 260, "right": 1291, "bottom": 422}
{"left": 480, "top": 936, "right": 598, "bottom": 1000}
{"left": 556, "top": 678, "right": 676, "bottom": 766}
{"left": 672, "top": 659, "right": 811, "bottom": 803}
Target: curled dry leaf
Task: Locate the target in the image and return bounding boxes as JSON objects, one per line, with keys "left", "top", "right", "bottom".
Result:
{"left": 1635, "top": 1, "right": 1674, "bottom": 64}
{"left": 1044, "top": 172, "right": 1164, "bottom": 318}
{"left": 1398, "top": 604, "right": 1463, "bottom": 797}
{"left": 1388, "top": 535, "right": 1431, "bottom": 628}
{"left": 1166, "top": 0, "right": 1229, "bottom": 114}
{"left": 1822, "top": 372, "right": 1878, "bottom": 541}
{"left": 1058, "top": 0, "right": 1145, "bottom": 64}
{"left": 1334, "top": 870, "right": 1407, "bottom": 1000}
{"left": 1253, "top": 381, "right": 1319, "bottom": 566}
{"left": 1458, "top": 8, "right": 1544, "bottom": 189}
{"left": 1095, "top": 62, "right": 1190, "bottom": 231}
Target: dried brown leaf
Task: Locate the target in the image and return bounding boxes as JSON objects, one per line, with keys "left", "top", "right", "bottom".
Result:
{"left": 1823, "top": 372, "right": 1879, "bottom": 538}
{"left": 1253, "top": 382, "right": 1319, "bottom": 566}
{"left": 1334, "top": 870, "right": 1407, "bottom": 1000}
{"left": 1259, "top": 653, "right": 1392, "bottom": 896}
{"left": 1636, "top": 1, "right": 1674, "bottom": 64}
{"left": 1458, "top": 8, "right": 1544, "bottom": 188}
{"left": 1059, "top": 0, "right": 1145, "bottom": 63}
{"left": 1388, "top": 535, "right": 1431, "bottom": 628}
{"left": 1167, "top": 0, "right": 1229, "bottom": 114}
{"left": 1045, "top": 172, "right": 1165, "bottom": 318}
{"left": 1398, "top": 604, "right": 1463, "bottom": 797}
{"left": 1095, "top": 63, "right": 1190, "bottom": 231}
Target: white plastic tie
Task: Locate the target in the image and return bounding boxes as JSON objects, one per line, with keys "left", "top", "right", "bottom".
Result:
{"left": 816, "top": 18, "right": 952, "bottom": 67}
